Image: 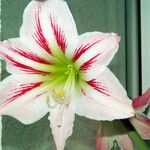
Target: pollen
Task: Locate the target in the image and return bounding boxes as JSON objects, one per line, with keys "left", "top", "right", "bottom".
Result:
{"left": 46, "top": 95, "right": 50, "bottom": 103}
{"left": 54, "top": 90, "right": 65, "bottom": 100}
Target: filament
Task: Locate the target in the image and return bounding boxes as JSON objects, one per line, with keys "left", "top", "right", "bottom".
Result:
{"left": 57, "top": 104, "right": 66, "bottom": 128}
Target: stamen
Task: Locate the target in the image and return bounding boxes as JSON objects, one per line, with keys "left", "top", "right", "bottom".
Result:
{"left": 57, "top": 104, "right": 65, "bottom": 128}
{"left": 46, "top": 95, "right": 58, "bottom": 109}
{"left": 47, "top": 89, "right": 70, "bottom": 128}
{"left": 54, "top": 90, "right": 65, "bottom": 100}
{"left": 50, "top": 90, "right": 66, "bottom": 104}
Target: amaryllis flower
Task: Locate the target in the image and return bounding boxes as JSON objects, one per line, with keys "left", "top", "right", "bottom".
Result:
{"left": 96, "top": 121, "right": 134, "bottom": 150}
{"left": 0, "top": 0, "right": 135, "bottom": 149}
{"left": 130, "top": 88, "right": 150, "bottom": 139}
{"left": 96, "top": 88, "right": 150, "bottom": 150}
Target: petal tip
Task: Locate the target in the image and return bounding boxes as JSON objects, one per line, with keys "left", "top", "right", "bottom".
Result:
{"left": 111, "top": 33, "right": 121, "bottom": 43}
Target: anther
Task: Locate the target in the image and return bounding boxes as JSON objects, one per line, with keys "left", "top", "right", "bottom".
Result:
{"left": 54, "top": 90, "right": 65, "bottom": 100}
{"left": 46, "top": 95, "right": 58, "bottom": 109}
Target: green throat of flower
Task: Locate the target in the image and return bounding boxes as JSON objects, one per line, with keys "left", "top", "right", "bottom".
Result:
{"left": 45, "top": 51, "right": 82, "bottom": 106}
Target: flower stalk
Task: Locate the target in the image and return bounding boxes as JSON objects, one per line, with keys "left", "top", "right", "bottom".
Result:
{"left": 127, "top": 130, "right": 149, "bottom": 150}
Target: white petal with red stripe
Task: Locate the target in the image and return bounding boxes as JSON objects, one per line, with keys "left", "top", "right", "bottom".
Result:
{"left": 73, "top": 32, "right": 120, "bottom": 80}
{"left": 40, "top": 0, "right": 78, "bottom": 58}
{"left": 20, "top": 0, "right": 78, "bottom": 59}
{"left": 20, "top": 1, "right": 52, "bottom": 56}
{"left": 0, "top": 75, "right": 49, "bottom": 124}
{"left": 12, "top": 74, "right": 51, "bottom": 84}
{"left": 75, "top": 68, "right": 134, "bottom": 120}
{"left": 0, "top": 39, "right": 52, "bottom": 74}
{"left": 49, "top": 101, "right": 75, "bottom": 150}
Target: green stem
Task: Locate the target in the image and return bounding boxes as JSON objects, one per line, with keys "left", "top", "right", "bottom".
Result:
{"left": 128, "top": 130, "right": 149, "bottom": 150}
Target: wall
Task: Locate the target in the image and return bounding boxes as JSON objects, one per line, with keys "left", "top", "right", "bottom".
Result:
{"left": 141, "top": 0, "right": 150, "bottom": 92}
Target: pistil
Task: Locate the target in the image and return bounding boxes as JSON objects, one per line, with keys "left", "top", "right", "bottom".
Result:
{"left": 46, "top": 60, "right": 80, "bottom": 127}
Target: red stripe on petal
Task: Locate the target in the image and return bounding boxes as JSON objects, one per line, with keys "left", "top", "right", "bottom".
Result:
{"left": 33, "top": 5, "right": 52, "bottom": 55}
{"left": 72, "top": 40, "right": 102, "bottom": 62}
{"left": 135, "top": 114, "right": 150, "bottom": 124}
{"left": 0, "top": 51, "right": 49, "bottom": 74}
{"left": 33, "top": 91, "right": 47, "bottom": 100}
{"left": 87, "top": 79, "right": 110, "bottom": 96}
{"left": 3, "top": 44, "right": 51, "bottom": 65}
{"left": 2, "top": 82, "right": 43, "bottom": 107}
{"left": 80, "top": 53, "right": 101, "bottom": 71}
{"left": 132, "top": 88, "right": 150, "bottom": 111}
{"left": 50, "top": 16, "right": 67, "bottom": 53}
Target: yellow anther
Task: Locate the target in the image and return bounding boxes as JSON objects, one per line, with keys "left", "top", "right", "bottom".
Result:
{"left": 46, "top": 96, "right": 50, "bottom": 103}
{"left": 54, "top": 90, "right": 65, "bottom": 100}
{"left": 46, "top": 95, "right": 51, "bottom": 108}
{"left": 50, "top": 87, "right": 55, "bottom": 93}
